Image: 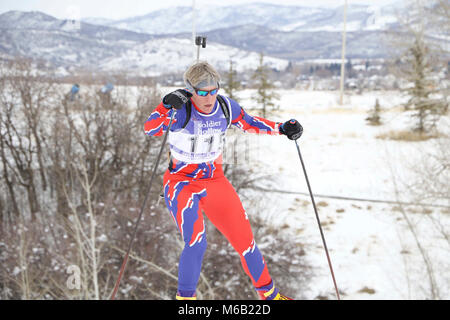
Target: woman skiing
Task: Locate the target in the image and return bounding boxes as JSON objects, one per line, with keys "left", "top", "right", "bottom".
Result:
{"left": 144, "top": 61, "right": 302, "bottom": 300}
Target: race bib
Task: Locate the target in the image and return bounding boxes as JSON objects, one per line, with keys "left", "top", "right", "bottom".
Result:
{"left": 168, "top": 117, "right": 228, "bottom": 163}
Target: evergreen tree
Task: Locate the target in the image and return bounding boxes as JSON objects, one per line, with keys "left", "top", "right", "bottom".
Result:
{"left": 391, "top": 1, "right": 448, "bottom": 133}
{"left": 401, "top": 32, "right": 447, "bottom": 132}
{"left": 366, "top": 98, "right": 382, "bottom": 126}
{"left": 223, "top": 59, "right": 241, "bottom": 102}
{"left": 251, "top": 53, "right": 279, "bottom": 118}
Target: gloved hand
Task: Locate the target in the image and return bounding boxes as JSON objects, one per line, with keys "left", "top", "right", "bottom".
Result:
{"left": 280, "top": 119, "right": 303, "bottom": 140}
{"left": 162, "top": 89, "right": 192, "bottom": 110}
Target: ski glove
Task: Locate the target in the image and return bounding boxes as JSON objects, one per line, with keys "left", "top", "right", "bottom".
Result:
{"left": 280, "top": 119, "right": 303, "bottom": 140}
{"left": 162, "top": 89, "right": 192, "bottom": 110}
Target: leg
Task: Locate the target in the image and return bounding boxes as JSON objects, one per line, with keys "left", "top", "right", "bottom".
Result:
{"left": 163, "top": 172, "right": 208, "bottom": 295}
{"left": 201, "top": 176, "right": 272, "bottom": 288}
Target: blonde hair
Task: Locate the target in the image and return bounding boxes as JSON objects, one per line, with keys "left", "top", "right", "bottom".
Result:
{"left": 183, "top": 61, "right": 221, "bottom": 90}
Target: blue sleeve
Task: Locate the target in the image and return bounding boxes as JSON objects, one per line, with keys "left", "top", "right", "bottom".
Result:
{"left": 225, "top": 97, "right": 281, "bottom": 134}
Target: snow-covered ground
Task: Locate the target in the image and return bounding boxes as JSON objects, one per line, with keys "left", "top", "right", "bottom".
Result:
{"left": 225, "top": 89, "right": 449, "bottom": 300}
{"left": 75, "top": 85, "right": 448, "bottom": 300}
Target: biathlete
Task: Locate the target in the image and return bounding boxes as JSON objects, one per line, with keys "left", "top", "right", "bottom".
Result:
{"left": 144, "top": 61, "right": 303, "bottom": 300}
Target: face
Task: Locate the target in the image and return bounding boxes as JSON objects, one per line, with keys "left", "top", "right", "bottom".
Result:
{"left": 190, "top": 85, "right": 219, "bottom": 114}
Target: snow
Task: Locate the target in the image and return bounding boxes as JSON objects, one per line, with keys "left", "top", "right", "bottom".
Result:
{"left": 12, "top": 267, "right": 21, "bottom": 276}
{"left": 129, "top": 276, "right": 144, "bottom": 284}
{"left": 100, "top": 38, "right": 289, "bottom": 76}
{"left": 231, "top": 89, "right": 449, "bottom": 300}
{"left": 97, "top": 234, "right": 108, "bottom": 242}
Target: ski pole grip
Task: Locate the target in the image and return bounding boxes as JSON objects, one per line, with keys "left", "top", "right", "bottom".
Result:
{"left": 281, "top": 119, "right": 303, "bottom": 140}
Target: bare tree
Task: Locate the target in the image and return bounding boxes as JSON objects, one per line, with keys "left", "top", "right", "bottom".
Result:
{"left": 385, "top": 131, "right": 449, "bottom": 299}
{"left": 0, "top": 58, "right": 56, "bottom": 222}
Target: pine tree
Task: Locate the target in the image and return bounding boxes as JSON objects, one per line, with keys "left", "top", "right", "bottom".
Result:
{"left": 366, "top": 98, "right": 382, "bottom": 126}
{"left": 251, "top": 53, "right": 279, "bottom": 118}
{"left": 223, "top": 59, "right": 241, "bottom": 102}
{"left": 402, "top": 32, "right": 447, "bottom": 132}
{"left": 392, "top": 1, "right": 448, "bottom": 133}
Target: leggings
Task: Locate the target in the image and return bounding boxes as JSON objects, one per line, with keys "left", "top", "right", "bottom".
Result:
{"left": 163, "top": 169, "right": 272, "bottom": 293}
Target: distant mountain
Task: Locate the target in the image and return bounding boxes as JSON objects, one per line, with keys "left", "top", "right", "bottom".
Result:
{"left": 196, "top": 24, "right": 387, "bottom": 60}
{"left": 81, "top": 17, "right": 115, "bottom": 26}
{"left": 85, "top": 2, "right": 402, "bottom": 35}
{"left": 0, "top": 3, "right": 405, "bottom": 76}
{"left": 0, "top": 11, "right": 152, "bottom": 40}
{"left": 0, "top": 10, "right": 290, "bottom": 75}
{"left": 0, "top": 11, "right": 154, "bottom": 70}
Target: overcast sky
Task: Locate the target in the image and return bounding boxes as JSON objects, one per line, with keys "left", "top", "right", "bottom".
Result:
{"left": 0, "top": 0, "right": 402, "bottom": 20}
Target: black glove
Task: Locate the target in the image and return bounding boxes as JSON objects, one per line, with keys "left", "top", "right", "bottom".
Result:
{"left": 162, "top": 89, "right": 192, "bottom": 110}
{"left": 280, "top": 119, "right": 303, "bottom": 140}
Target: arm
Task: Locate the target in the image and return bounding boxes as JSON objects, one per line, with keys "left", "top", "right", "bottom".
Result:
{"left": 228, "top": 98, "right": 282, "bottom": 135}
{"left": 227, "top": 97, "right": 303, "bottom": 140}
{"left": 144, "top": 89, "right": 191, "bottom": 136}
{"left": 144, "top": 102, "right": 176, "bottom": 137}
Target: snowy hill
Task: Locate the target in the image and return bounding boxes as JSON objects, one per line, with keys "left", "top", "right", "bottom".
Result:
{"left": 0, "top": 10, "right": 291, "bottom": 76}
{"left": 0, "top": 11, "right": 155, "bottom": 70}
{"left": 100, "top": 38, "right": 289, "bottom": 76}
{"left": 202, "top": 24, "right": 387, "bottom": 60}
{"left": 0, "top": 11, "right": 152, "bottom": 41}
{"left": 87, "top": 3, "right": 401, "bottom": 35}
{"left": 0, "top": 10, "right": 291, "bottom": 75}
{"left": 0, "top": 2, "right": 405, "bottom": 74}
{"left": 232, "top": 89, "right": 450, "bottom": 300}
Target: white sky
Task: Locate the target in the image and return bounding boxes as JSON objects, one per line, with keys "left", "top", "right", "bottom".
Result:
{"left": 0, "top": 0, "right": 402, "bottom": 20}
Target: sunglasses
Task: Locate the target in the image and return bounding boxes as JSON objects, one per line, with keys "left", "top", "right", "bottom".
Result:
{"left": 194, "top": 87, "right": 219, "bottom": 97}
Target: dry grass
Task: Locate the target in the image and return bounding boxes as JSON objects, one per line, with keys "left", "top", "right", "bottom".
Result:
{"left": 317, "top": 201, "right": 329, "bottom": 207}
{"left": 376, "top": 130, "right": 441, "bottom": 141}
{"left": 358, "top": 286, "right": 376, "bottom": 294}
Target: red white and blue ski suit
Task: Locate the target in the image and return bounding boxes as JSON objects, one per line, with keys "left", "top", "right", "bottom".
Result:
{"left": 144, "top": 95, "right": 282, "bottom": 295}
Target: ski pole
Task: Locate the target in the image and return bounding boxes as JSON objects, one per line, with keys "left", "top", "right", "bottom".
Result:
{"left": 110, "top": 111, "right": 176, "bottom": 300}
{"left": 294, "top": 139, "right": 341, "bottom": 300}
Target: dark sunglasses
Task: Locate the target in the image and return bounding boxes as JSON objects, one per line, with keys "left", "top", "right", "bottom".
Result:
{"left": 194, "top": 87, "right": 219, "bottom": 97}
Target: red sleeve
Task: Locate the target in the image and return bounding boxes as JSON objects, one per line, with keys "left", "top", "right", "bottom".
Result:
{"left": 144, "top": 102, "right": 174, "bottom": 136}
